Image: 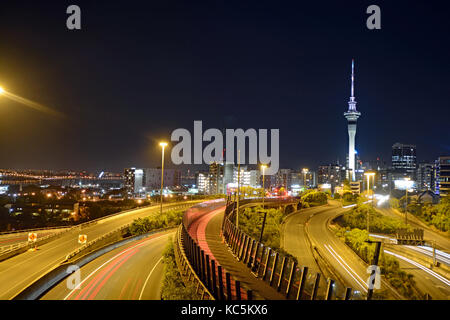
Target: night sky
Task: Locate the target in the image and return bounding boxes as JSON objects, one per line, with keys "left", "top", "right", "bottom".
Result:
{"left": 0, "top": 0, "right": 449, "bottom": 172}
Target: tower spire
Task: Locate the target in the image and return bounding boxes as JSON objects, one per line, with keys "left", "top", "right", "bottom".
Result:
{"left": 348, "top": 59, "right": 357, "bottom": 111}
{"left": 351, "top": 58, "right": 355, "bottom": 99}
{"left": 344, "top": 59, "right": 361, "bottom": 181}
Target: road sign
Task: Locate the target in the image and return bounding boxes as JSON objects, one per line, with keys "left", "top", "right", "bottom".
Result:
{"left": 395, "top": 228, "right": 425, "bottom": 245}
{"left": 28, "top": 232, "right": 37, "bottom": 242}
{"left": 78, "top": 234, "right": 87, "bottom": 244}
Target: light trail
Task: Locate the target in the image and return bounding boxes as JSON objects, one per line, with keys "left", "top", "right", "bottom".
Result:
{"left": 324, "top": 244, "right": 368, "bottom": 292}
{"left": 384, "top": 250, "right": 450, "bottom": 287}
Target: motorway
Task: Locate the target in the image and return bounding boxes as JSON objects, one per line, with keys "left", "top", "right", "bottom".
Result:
{"left": 0, "top": 228, "right": 69, "bottom": 249}
{"left": 282, "top": 200, "right": 450, "bottom": 299}
{"left": 42, "top": 230, "right": 174, "bottom": 300}
{"left": 283, "top": 201, "right": 369, "bottom": 297}
{"left": 0, "top": 201, "right": 197, "bottom": 300}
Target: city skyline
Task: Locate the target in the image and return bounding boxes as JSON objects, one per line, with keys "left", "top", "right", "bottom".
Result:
{"left": 0, "top": 1, "right": 449, "bottom": 304}
{"left": 0, "top": 1, "right": 449, "bottom": 172}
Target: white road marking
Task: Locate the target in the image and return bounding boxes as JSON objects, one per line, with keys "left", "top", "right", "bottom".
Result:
{"left": 139, "top": 256, "right": 164, "bottom": 300}
{"left": 384, "top": 250, "right": 450, "bottom": 287}
{"left": 324, "top": 244, "right": 368, "bottom": 292}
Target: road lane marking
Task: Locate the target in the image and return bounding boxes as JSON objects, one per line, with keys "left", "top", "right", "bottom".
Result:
{"left": 77, "top": 248, "right": 139, "bottom": 300}
{"left": 139, "top": 256, "right": 163, "bottom": 300}
{"left": 87, "top": 250, "right": 139, "bottom": 300}
{"left": 64, "top": 232, "right": 173, "bottom": 300}
{"left": 384, "top": 250, "right": 450, "bottom": 287}
{"left": 324, "top": 244, "right": 368, "bottom": 292}
{"left": 64, "top": 238, "right": 150, "bottom": 300}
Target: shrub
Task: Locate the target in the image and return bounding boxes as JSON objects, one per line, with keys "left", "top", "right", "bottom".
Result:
{"left": 160, "top": 240, "right": 198, "bottom": 300}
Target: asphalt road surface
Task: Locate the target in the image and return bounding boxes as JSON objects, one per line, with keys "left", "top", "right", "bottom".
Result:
{"left": 283, "top": 200, "right": 450, "bottom": 299}
{"left": 42, "top": 230, "right": 175, "bottom": 300}
{"left": 0, "top": 201, "right": 195, "bottom": 300}
{"left": 0, "top": 228, "right": 68, "bottom": 249}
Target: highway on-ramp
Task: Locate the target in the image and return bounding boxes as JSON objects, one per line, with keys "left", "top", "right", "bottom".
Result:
{"left": 0, "top": 201, "right": 196, "bottom": 300}
{"left": 283, "top": 200, "right": 450, "bottom": 299}
{"left": 41, "top": 230, "right": 174, "bottom": 300}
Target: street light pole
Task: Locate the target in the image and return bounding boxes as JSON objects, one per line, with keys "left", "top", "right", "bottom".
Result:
{"left": 405, "top": 187, "right": 408, "bottom": 225}
{"left": 364, "top": 172, "right": 375, "bottom": 233}
{"left": 259, "top": 165, "right": 267, "bottom": 243}
{"left": 236, "top": 150, "right": 240, "bottom": 228}
{"left": 367, "top": 174, "right": 370, "bottom": 232}
{"left": 404, "top": 177, "right": 410, "bottom": 226}
{"left": 159, "top": 142, "right": 168, "bottom": 216}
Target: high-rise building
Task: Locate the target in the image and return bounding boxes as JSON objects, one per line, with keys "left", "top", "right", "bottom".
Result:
{"left": 196, "top": 172, "right": 210, "bottom": 194}
{"left": 391, "top": 143, "right": 417, "bottom": 180}
{"left": 223, "top": 162, "right": 234, "bottom": 193}
{"left": 124, "top": 168, "right": 136, "bottom": 197}
{"left": 123, "top": 167, "right": 145, "bottom": 196}
{"left": 436, "top": 156, "right": 450, "bottom": 197}
{"left": 343, "top": 59, "right": 361, "bottom": 181}
{"left": 209, "top": 162, "right": 224, "bottom": 194}
{"left": 318, "top": 164, "right": 341, "bottom": 189}
{"left": 417, "top": 162, "right": 435, "bottom": 192}
{"left": 233, "top": 166, "right": 260, "bottom": 188}
{"left": 181, "top": 169, "right": 196, "bottom": 187}
{"left": 143, "top": 168, "right": 180, "bottom": 190}
{"left": 276, "top": 169, "right": 292, "bottom": 189}
{"left": 299, "top": 168, "right": 316, "bottom": 188}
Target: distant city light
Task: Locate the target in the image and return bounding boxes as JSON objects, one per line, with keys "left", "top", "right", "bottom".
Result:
{"left": 394, "top": 179, "right": 415, "bottom": 190}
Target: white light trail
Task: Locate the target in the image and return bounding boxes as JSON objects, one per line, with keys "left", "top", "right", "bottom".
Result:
{"left": 324, "top": 244, "right": 368, "bottom": 292}
{"left": 384, "top": 250, "right": 450, "bottom": 287}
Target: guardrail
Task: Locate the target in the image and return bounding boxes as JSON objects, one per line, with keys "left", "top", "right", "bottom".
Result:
{"left": 0, "top": 226, "right": 71, "bottom": 236}
{"left": 0, "top": 201, "right": 198, "bottom": 261}
{"left": 175, "top": 200, "right": 255, "bottom": 300}
{"left": 65, "top": 203, "right": 196, "bottom": 262}
{"left": 222, "top": 199, "right": 356, "bottom": 300}
{"left": 0, "top": 228, "right": 73, "bottom": 259}
{"left": 174, "top": 225, "right": 215, "bottom": 300}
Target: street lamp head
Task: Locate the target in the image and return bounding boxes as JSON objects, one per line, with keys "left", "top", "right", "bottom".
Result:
{"left": 261, "top": 164, "right": 267, "bottom": 170}
{"left": 0, "top": 86, "right": 4, "bottom": 94}
{"left": 302, "top": 168, "right": 308, "bottom": 173}
{"left": 159, "top": 142, "right": 168, "bottom": 148}
{"left": 364, "top": 172, "right": 375, "bottom": 177}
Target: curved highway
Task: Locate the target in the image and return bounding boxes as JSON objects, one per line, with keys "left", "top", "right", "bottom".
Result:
{"left": 0, "top": 201, "right": 197, "bottom": 300}
{"left": 41, "top": 230, "right": 174, "bottom": 300}
{"left": 283, "top": 200, "right": 450, "bottom": 299}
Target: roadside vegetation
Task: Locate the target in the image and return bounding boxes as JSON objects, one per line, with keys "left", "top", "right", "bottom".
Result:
{"left": 336, "top": 204, "right": 410, "bottom": 235}
{"left": 235, "top": 191, "right": 327, "bottom": 260}
{"left": 160, "top": 240, "right": 198, "bottom": 300}
{"left": 300, "top": 190, "right": 328, "bottom": 207}
{"left": 129, "top": 208, "right": 185, "bottom": 236}
{"left": 391, "top": 197, "right": 450, "bottom": 234}
{"left": 335, "top": 227, "right": 422, "bottom": 299}
{"left": 333, "top": 204, "right": 422, "bottom": 299}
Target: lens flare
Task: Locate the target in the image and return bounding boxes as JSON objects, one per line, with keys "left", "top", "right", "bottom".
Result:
{"left": 1, "top": 89, "right": 65, "bottom": 118}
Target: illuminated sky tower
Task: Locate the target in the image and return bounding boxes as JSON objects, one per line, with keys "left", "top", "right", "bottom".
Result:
{"left": 344, "top": 59, "right": 361, "bottom": 181}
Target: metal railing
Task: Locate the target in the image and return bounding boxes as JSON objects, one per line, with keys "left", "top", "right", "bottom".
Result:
{"left": 0, "top": 228, "right": 72, "bottom": 255}
{"left": 222, "top": 199, "right": 356, "bottom": 300}
{"left": 0, "top": 201, "right": 198, "bottom": 258}
{"left": 174, "top": 225, "right": 215, "bottom": 300}
{"left": 175, "top": 201, "right": 254, "bottom": 300}
{"left": 0, "top": 226, "right": 71, "bottom": 236}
